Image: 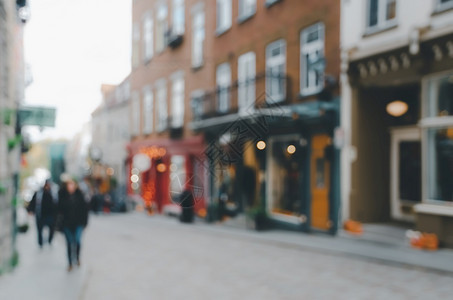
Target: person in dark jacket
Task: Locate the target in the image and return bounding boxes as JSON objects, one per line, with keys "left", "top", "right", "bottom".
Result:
{"left": 58, "top": 178, "right": 89, "bottom": 271}
{"left": 27, "top": 179, "right": 58, "bottom": 248}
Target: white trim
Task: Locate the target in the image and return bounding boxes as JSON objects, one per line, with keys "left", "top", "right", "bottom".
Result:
{"left": 266, "top": 39, "right": 286, "bottom": 102}
{"left": 300, "top": 22, "right": 325, "bottom": 96}
{"left": 414, "top": 203, "right": 453, "bottom": 217}
{"left": 389, "top": 126, "right": 421, "bottom": 222}
{"left": 364, "top": 0, "right": 397, "bottom": 35}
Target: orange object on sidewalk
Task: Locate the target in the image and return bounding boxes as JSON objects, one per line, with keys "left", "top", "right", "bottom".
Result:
{"left": 410, "top": 233, "right": 439, "bottom": 251}
{"left": 343, "top": 219, "right": 363, "bottom": 235}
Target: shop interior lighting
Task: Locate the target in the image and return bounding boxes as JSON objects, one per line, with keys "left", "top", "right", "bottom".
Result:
{"left": 386, "top": 100, "right": 408, "bottom": 117}
{"left": 287, "top": 145, "right": 296, "bottom": 154}
{"left": 256, "top": 140, "right": 266, "bottom": 150}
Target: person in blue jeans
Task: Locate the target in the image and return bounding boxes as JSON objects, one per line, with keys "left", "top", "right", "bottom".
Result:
{"left": 58, "top": 178, "right": 89, "bottom": 272}
{"left": 27, "top": 179, "right": 58, "bottom": 248}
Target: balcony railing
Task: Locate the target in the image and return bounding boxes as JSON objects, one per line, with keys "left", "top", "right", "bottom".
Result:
{"left": 191, "top": 73, "right": 292, "bottom": 122}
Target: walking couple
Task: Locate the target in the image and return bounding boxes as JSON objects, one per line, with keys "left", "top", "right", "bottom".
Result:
{"left": 28, "top": 177, "right": 89, "bottom": 271}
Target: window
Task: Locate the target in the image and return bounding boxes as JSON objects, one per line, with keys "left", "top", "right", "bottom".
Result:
{"left": 143, "top": 86, "right": 153, "bottom": 134}
{"left": 131, "top": 91, "right": 141, "bottom": 136}
{"left": 192, "top": 9, "right": 205, "bottom": 68}
{"left": 132, "top": 22, "right": 140, "bottom": 68}
{"left": 300, "top": 22, "right": 325, "bottom": 95}
{"left": 265, "top": 0, "right": 281, "bottom": 7}
{"left": 435, "top": 0, "right": 453, "bottom": 12}
{"left": 423, "top": 72, "right": 453, "bottom": 203}
{"left": 216, "top": 0, "right": 231, "bottom": 34}
{"left": 171, "top": 73, "right": 185, "bottom": 128}
{"left": 143, "top": 13, "right": 153, "bottom": 61}
{"left": 172, "top": 0, "right": 185, "bottom": 35}
{"left": 238, "top": 52, "right": 256, "bottom": 112}
{"left": 266, "top": 39, "right": 286, "bottom": 102}
{"left": 156, "top": 79, "right": 168, "bottom": 132}
{"left": 366, "top": 0, "right": 396, "bottom": 33}
{"left": 238, "top": 0, "right": 256, "bottom": 21}
{"left": 216, "top": 63, "right": 231, "bottom": 113}
{"left": 156, "top": 3, "right": 168, "bottom": 53}
{"left": 191, "top": 90, "right": 205, "bottom": 121}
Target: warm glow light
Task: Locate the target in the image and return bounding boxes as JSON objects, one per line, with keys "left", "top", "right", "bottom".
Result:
{"left": 256, "top": 140, "right": 266, "bottom": 150}
{"left": 158, "top": 148, "right": 167, "bottom": 157}
{"left": 131, "top": 174, "right": 139, "bottom": 183}
{"left": 287, "top": 145, "right": 296, "bottom": 154}
{"left": 157, "top": 163, "right": 167, "bottom": 173}
{"left": 131, "top": 168, "right": 140, "bottom": 175}
{"left": 386, "top": 100, "right": 408, "bottom": 117}
{"left": 170, "top": 164, "right": 178, "bottom": 172}
{"left": 131, "top": 182, "right": 139, "bottom": 190}
{"left": 106, "top": 167, "right": 115, "bottom": 176}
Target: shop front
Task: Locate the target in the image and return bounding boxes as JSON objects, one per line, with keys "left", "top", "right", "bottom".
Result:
{"left": 126, "top": 136, "right": 207, "bottom": 217}
{"left": 347, "top": 33, "right": 453, "bottom": 246}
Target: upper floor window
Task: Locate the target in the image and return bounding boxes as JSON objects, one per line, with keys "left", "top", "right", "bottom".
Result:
{"left": 435, "top": 0, "right": 453, "bottom": 12}
{"left": 238, "top": 52, "right": 256, "bottom": 112}
{"left": 192, "top": 8, "right": 205, "bottom": 68}
{"left": 216, "top": 63, "right": 231, "bottom": 113}
{"left": 143, "top": 85, "right": 153, "bottom": 134}
{"left": 172, "top": 0, "right": 185, "bottom": 35}
{"left": 216, "top": 0, "right": 232, "bottom": 34}
{"left": 300, "top": 22, "right": 325, "bottom": 96}
{"left": 366, "top": 0, "right": 396, "bottom": 33}
{"left": 266, "top": 39, "right": 286, "bottom": 103}
{"left": 238, "top": 0, "right": 256, "bottom": 21}
{"left": 265, "top": 0, "right": 281, "bottom": 7}
{"left": 156, "top": 3, "right": 168, "bottom": 53}
{"left": 131, "top": 91, "right": 141, "bottom": 136}
{"left": 156, "top": 79, "right": 168, "bottom": 132}
{"left": 143, "top": 13, "right": 154, "bottom": 62}
{"left": 171, "top": 72, "right": 185, "bottom": 128}
{"left": 132, "top": 23, "right": 140, "bottom": 68}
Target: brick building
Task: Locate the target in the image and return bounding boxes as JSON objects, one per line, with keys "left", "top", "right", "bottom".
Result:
{"left": 127, "top": 0, "right": 215, "bottom": 215}
{"left": 126, "top": 0, "right": 341, "bottom": 231}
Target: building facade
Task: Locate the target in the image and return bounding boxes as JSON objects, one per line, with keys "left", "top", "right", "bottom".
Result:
{"left": 0, "top": 0, "right": 27, "bottom": 272}
{"left": 127, "top": 0, "right": 213, "bottom": 216}
{"left": 90, "top": 79, "right": 131, "bottom": 210}
{"left": 190, "top": 0, "right": 341, "bottom": 232}
{"left": 341, "top": 0, "right": 453, "bottom": 246}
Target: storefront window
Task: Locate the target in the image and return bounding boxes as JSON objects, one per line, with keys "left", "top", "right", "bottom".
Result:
{"left": 427, "top": 127, "right": 453, "bottom": 202}
{"left": 426, "top": 73, "right": 453, "bottom": 117}
{"left": 269, "top": 137, "right": 303, "bottom": 216}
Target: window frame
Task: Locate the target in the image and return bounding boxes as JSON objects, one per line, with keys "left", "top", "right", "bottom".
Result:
{"left": 300, "top": 22, "right": 325, "bottom": 96}
{"left": 238, "top": 51, "right": 256, "bottom": 112}
{"left": 155, "top": 79, "right": 168, "bottom": 132}
{"left": 420, "top": 70, "right": 453, "bottom": 205}
{"left": 142, "top": 85, "right": 153, "bottom": 134}
{"left": 434, "top": 0, "right": 453, "bottom": 12}
{"left": 143, "top": 12, "right": 154, "bottom": 62}
{"left": 192, "top": 8, "right": 205, "bottom": 68}
{"left": 365, "top": 0, "right": 397, "bottom": 34}
{"left": 131, "top": 91, "right": 141, "bottom": 136}
{"left": 216, "top": 62, "right": 231, "bottom": 113}
{"left": 266, "top": 39, "right": 286, "bottom": 103}
{"left": 238, "top": 0, "right": 256, "bottom": 22}
{"left": 216, "top": 0, "right": 232, "bottom": 35}
{"left": 155, "top": 3, "right": 168, "bottom": 53}
{"left": 172, "top": 0, "right": 185, "bottom": 35}
{"left": 171, "top": 72, "right": 185, "bottom": 128}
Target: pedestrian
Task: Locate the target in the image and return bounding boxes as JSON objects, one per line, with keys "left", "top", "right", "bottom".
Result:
{"left": 27, "top": 179, "right": 58, "bottom": 248}
{"left": 57, "top": 178, "right": 89, "bottom": 271}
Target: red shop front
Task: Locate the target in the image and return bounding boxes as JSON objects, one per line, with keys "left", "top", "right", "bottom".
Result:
{"left": 126, "top": 135, "right": 207, "bottom": 217}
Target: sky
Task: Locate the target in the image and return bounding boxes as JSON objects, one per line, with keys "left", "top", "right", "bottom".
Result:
{"left": 23, "top": 0, "right": 131, "bottom": 142}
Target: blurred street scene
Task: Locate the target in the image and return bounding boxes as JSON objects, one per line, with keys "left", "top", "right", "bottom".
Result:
{"left": 2, "top": 0, "right": 453, "bottom": 298}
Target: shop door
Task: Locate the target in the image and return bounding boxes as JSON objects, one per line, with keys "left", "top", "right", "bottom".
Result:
{"left": 390, "top": 127, "right": 421, "bottom": 222}
{"left": 310, "top": 134, "right": 331, "bottom": 230}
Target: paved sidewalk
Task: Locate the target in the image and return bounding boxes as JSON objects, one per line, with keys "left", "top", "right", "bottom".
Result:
{"left": 0, "top": 220, "right": 86, "bottom": 300}
{"left": 216, "top": 215, "right": 453, "bottom": 275}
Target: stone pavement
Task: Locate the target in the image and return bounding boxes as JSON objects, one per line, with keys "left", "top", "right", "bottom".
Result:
{"left": 1, "top": 212, "right": 453, "bottom": 300}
